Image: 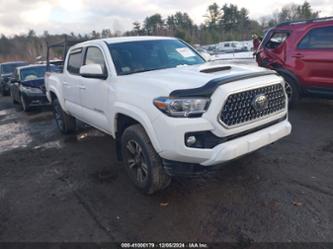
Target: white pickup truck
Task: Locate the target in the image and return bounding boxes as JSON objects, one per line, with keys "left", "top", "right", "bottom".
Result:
{"left": 45, "top": 36, "right": 291, "bottom": 194}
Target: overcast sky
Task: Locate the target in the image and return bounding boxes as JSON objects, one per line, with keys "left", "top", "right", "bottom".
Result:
{"left": 0, "top": 0, "right": 332, "bottom": 36}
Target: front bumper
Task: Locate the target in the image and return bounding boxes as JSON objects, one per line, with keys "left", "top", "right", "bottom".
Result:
{"left": 21, "top": 92, "right": 50, "bottom": 107}
{"left": 200, "top": 120, "right": 291, "bottom": 166}
{"left": 156, "top": 118, "right": 291, "bottom": 167}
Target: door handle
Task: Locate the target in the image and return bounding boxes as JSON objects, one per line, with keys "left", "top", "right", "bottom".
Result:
{"left": 63, "top": 82, "right": 69, "bottom": 86}
{"left": 79, "top": 85, "right": 86, "bottom": 90}
{"left": 292, "top": 53, "right": 304, "bottom": 59}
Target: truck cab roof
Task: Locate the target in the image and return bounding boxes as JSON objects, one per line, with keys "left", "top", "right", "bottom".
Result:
{"left": 71, "top": 36, "right": 176, "bottom": 49}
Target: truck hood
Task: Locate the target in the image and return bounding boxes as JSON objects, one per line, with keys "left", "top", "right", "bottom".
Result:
{"left": 22, "top": 78, "right": 45, "bottom": 88}
{"left": 124, "top": 62, "right": 270, "bottom": 93}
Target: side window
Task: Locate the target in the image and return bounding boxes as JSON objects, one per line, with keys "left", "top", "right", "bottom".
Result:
{"left": 67, "top": 50, "right": 82, "bottom": 75}
{"left": 298, "top": 26, "right": 333, "bottom": 49}
{"left": 266, "top": 32, "right": 289, "bottom": 49}
{"left": 84, "top": 47, "right": 106, "bottom": 72}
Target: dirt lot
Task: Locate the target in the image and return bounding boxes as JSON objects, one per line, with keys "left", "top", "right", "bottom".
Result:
{"left": 0, "top": 94, "right": 332, "bottom": 243}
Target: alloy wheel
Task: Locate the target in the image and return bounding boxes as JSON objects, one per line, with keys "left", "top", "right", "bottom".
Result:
{"left": 20, "top": 95, "right": 27, "bottom": 111}
{"left": 126, "top": 140, "right": 148, "bottom": 184}
{"left": 285, "top": 81, "right": 293, "bottom": 101}
{"left": 53, "top": 101, "right": 64, "bottom": 130}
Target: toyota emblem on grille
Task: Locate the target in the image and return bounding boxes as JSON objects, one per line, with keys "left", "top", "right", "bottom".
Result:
{"left": 252, "top": 94, "right": 268, "bottom": 111}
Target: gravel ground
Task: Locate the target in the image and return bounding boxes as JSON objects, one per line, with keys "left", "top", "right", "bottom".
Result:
{"left": 0, "top": 94, "right": 332, "bottom": 243}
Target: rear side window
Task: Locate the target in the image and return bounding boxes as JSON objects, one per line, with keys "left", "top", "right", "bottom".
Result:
{"left": 298, "top": 26, "right": 333, "bottom": 49}
{"left": 67, "top": 50, "right": 82, "bottom": 75}
{"left": 266, "top": 32, "right": 289, "bottom": 49}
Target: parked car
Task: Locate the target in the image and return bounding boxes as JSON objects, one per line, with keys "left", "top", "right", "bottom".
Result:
{"left": 256, "top": 17, "right": 333, "bottom": 106}
{"left": 10, "top": 64, "right": 57, "bottom": 111}
{"left": 0, "top": 61, "right": 28, "bottom": 96}
{"left": 216, "top": 41, "right": 245, "bottom": 53}
{"left": 46, "top": 36, "right": 291, "bottom": 194}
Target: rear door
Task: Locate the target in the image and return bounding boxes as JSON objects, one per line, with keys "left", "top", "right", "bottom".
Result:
{"left": 295, "top": 25, "right": 333, "bottom": 89}
{"left": 63, "top": 48, "right": 83, "bottom": 116}
{"left": 79, "top": 46, "right": 109, "bottom": 131}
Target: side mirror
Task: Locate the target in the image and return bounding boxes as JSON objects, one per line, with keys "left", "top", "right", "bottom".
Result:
{"left": 80, "top": 64, "right": 107, "bottom": 79}
{"left": 10, "top": 78, "right": 17, "bottom": 83}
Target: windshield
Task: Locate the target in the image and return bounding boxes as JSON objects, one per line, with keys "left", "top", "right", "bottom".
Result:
{"left": 20, "top": 66, "right": 57, "bottom": 81}
{"left": 108, "top": 39, "right": 205, "bottom": 75}
{"left": 2, "top": 63, "right": 26, "bottom": 74}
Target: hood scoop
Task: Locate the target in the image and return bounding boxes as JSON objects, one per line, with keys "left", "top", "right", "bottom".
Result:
{"left": 200, "top": 66, "right": 232, "bottom": 74}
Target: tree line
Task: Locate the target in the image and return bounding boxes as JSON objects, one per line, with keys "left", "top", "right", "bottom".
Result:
{"left": 0, "top": 1, "right": 320, "bottom": 63}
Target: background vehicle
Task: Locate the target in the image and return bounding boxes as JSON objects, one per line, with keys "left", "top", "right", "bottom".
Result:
{"left": 256, "top": 17, "right": 333, "bottom": 106}
{"left": 46, "top": 36, "right": 291, "bottom": 194}
{"left": 216, "top": 41, "right": 247, "bottom": 53}
{"left": 0, "top": 61, "right": 28, "bottom": 96}
{"left": 10, "top": 64, "right": 57, "bottom": 111}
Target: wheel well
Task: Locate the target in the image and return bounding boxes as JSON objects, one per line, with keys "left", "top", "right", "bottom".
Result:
{"left": 49, "top": 91, "right": 57, "bottom": 102}
{"left": 274, "top": 68, "right": 303, "bottom": 94}
{"left": 115, "top": 114, "right": 140, "bottom": 161}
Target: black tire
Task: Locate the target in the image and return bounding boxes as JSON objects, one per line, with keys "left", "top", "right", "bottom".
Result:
{"left": 52, "top": 98, "right": 76, "bottom": 134}
{"left": 282, "top": 75, "right": 300, "bottom": 108}
{"left": 20, "top": 95, "right": 30, "bottom": 112}
{"left": 121, "top": 124, "right": 171, "bottom": 194}
{"left": 1, "top": 86, "right": 8, "bottom": 96}
{"left": 11, "top": 90, "right": 18, "bottom": 104}
{"left": 12, "top": 97, "right": 18, "bottom": 104}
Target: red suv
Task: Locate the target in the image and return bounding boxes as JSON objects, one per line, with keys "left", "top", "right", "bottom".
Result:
{"left": 256, "top": 17, "right": 333, "bottom": 106}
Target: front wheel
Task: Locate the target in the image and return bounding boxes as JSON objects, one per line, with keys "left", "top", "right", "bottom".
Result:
{"left": 12, "top": 93, "right": 18, "bottom": 104}
{"left": 283, "top": 75, "right": 300, "bottom": 108}
{"left": 52, "top": 98, "right": 76, "bottom": 134}
{"left": 20, "top": 95, "right": 30, "bottom": 112}
{"left": 121, "top": 124, "right": 171, "bottom": 194}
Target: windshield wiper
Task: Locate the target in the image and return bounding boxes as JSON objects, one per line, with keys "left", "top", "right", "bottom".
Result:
{"left": 121, "top": 66, "right": 171, "bottom": 75}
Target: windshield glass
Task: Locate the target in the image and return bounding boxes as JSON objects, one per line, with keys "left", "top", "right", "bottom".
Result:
{"left": 108, "top": 39, "right": 205, "bottom": 75}
{"left": 2, "top": 63, "right": 26, "bottom": 74}
{"left": 20, "top": 66, "right": 56, "bottom": 81}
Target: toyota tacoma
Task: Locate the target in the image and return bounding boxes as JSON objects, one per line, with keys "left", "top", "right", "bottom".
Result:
{"left": 45, "top": 36, "right": 291, "bottom": 194}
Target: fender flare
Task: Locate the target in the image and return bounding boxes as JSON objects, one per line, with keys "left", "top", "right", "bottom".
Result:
{"left": 113, "top": 102, "right": 162, "bottom": 153}
{"left": 47, "top": 86, "right": 68, "bottom": 112}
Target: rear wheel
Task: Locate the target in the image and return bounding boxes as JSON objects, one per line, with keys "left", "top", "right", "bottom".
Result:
{"left": 121, "top": 124, "right": 171, "bottom": 194}
{"left": 52, "top": 98, "right": 76, "bottom": 134}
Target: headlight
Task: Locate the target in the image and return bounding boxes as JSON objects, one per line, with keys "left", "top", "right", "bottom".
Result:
{"left": 153, "top": 97, "right": 210, "bottom": 117}
{"left": 20, "top": 86, "right": 43, "bottom": 94}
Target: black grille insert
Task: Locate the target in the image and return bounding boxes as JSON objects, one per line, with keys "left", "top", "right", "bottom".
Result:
{"left": 220, "top": 84, "right": 286, "bottom": 127}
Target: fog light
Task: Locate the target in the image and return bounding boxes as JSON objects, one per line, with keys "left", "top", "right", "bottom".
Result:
{"left": 186, "top": 136, "right": 197, "bottom": 146}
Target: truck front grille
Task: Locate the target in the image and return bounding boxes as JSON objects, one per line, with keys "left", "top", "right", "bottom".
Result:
{"left": 220, "top": 83, "right": 286, "bottom": 127}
